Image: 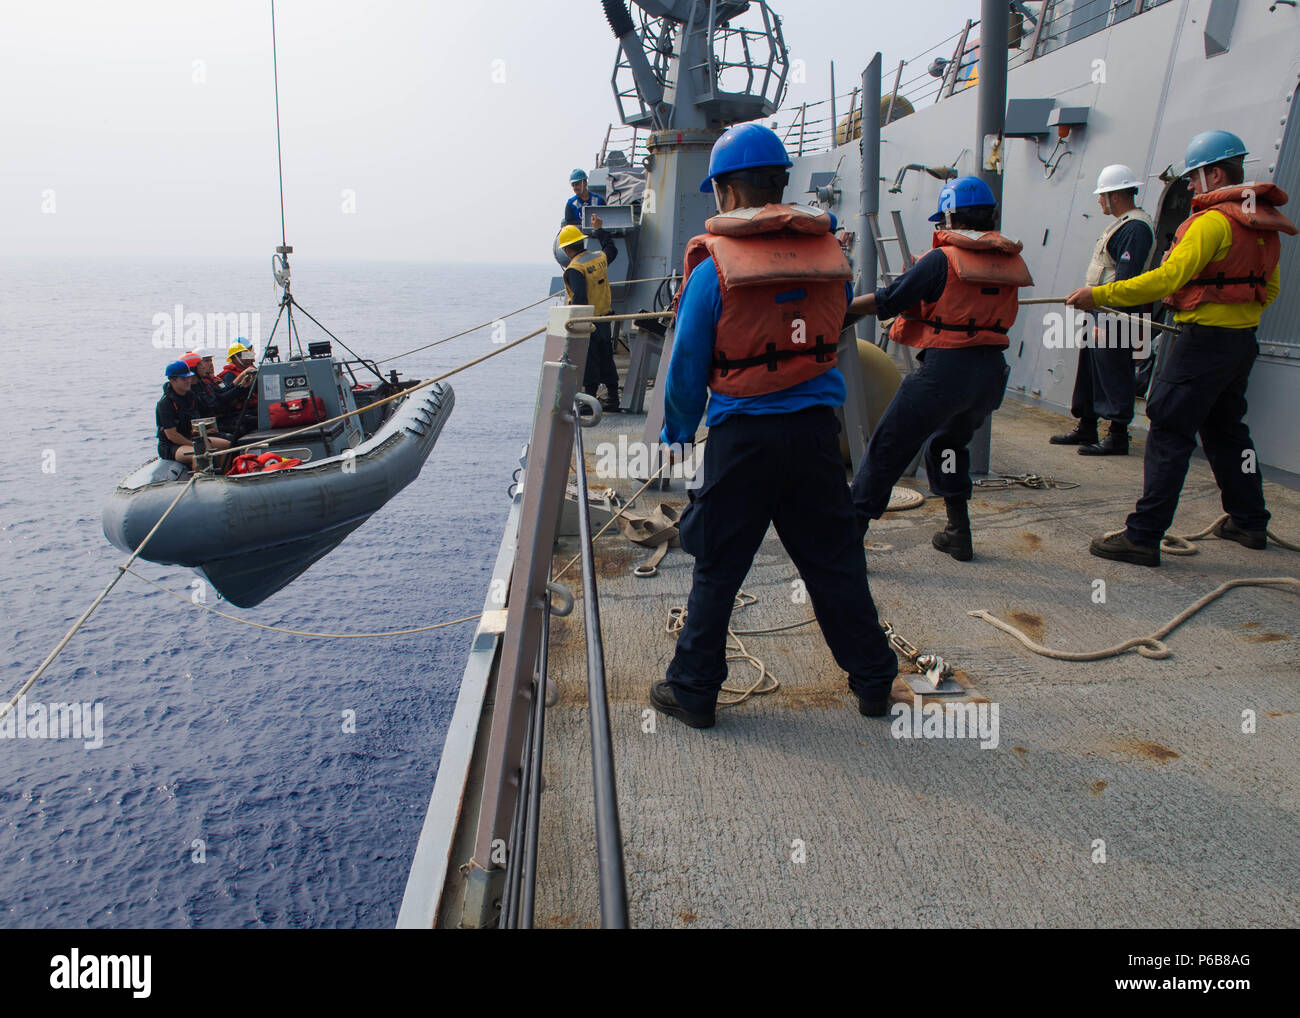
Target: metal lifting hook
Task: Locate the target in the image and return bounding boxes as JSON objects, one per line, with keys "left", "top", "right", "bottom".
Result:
{"left": 272, "top": 244, "right": 293, "bottom": 293}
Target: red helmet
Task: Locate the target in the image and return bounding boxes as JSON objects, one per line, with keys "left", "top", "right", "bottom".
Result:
{"left": 181, "top": 352, "right": 202, "bottom": 369}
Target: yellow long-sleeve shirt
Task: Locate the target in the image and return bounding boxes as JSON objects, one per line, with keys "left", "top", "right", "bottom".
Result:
{"left": 1092, "top": 209, "right": 1282, "bottom": 329}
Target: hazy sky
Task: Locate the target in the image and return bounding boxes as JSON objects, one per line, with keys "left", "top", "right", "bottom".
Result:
{"left": 1, "top": 0, "right": 979, "bottom": 264}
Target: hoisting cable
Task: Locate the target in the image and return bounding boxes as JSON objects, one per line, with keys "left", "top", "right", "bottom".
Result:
{"left": 271, "top": 0, "right": 288, "bottom": 251}
{"left": 1, "top": 474, "right": 200, "bottom": 722}
{"left": 288, "top": 297, "right": 388, "bottom": 384}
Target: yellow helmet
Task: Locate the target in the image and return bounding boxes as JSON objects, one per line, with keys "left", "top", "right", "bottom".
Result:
{"left": 556, "top": 225, "right": 586, "bottom": 250}
{"left": 228, "top": 342, "right": 251, "bottom": 360}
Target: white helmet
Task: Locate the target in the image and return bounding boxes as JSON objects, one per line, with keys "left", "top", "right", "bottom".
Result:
{"left": 1094, "top": 164, "right": 1142, "bottom": 195}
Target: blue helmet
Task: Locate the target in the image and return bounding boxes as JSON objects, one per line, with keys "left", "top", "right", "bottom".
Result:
{"left": 1181, "top": 129, "right": 1248, "bottom": 176}
{"left": 165, "top": 360, "right": 195, "bottom": 379}
{"left": 700, "top": 123, "right": 793, "bottom": 193}
{"left": 569, "top": 168, "right": 588, "bottom": 183}
{"left": 928, "top": 175, "right": 997, "bottom": 223}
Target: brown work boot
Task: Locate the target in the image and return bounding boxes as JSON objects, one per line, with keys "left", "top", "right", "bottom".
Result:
{"left": 1212, "top": 517, "right": 1267, "bottom": 550}
{"left": 1089, "top": 532, "right": 1159, "bottom": 567}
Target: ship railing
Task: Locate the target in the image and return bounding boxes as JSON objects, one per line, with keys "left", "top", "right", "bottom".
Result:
{"left": 452, "top": 304, "right": 628, "bottom": 929}
{"left": 759, "top": 0, "right": 1172, "bottom": 158}
{"left": 599, "top": 123, "right": 647, "bottom": 169}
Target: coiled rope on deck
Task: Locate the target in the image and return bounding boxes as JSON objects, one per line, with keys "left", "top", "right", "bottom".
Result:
{"left": 1155, "top": 514, "right": 1300, "bottom": 555}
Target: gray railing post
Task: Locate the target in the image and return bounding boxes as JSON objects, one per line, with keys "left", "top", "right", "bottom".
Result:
{"left": 461, "top": 304, "right": 591, "bottom": 928}
{"left": 844, "top": 52, "right": 883, "bottom": 473}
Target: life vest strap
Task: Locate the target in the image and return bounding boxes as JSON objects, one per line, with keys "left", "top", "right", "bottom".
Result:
{"left": 712, "top": 337, "right": 838, "bottom": 376}
{"left": 903, "top": 314, "right": 1008, "bottom": 337}
{"left": 1187, "top": 270, "right": 1267, "bottom": 289}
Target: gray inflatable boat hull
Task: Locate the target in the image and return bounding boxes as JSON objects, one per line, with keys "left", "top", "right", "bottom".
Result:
{"left": 103, "top": 382, "right": 454, "bottom": 608}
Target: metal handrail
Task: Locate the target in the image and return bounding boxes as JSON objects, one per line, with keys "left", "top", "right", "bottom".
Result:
{"left": 517, "top": 597, "right": 550, "bottom": 929}
{"left": 571, "top": 395, "right": 630, "bottom": 929}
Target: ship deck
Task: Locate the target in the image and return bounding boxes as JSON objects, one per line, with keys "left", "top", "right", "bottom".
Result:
{"left": 535, "top": 398, "right": 1299, "bottom": 928}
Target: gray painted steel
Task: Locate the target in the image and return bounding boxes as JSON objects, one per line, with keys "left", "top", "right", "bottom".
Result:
{"left": 102, "top": 382, "right": 454, "bottom": 608}
{"left": 795, "top": 0, "right": 1300, "bottom": 472}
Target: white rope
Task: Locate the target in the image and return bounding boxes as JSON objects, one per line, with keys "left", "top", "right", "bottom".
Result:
{"left": 970, "top": 577, "right": 1300, "bottom": 662}
{"left": 665, "top": 592, "right": 788, "bottom": 707}
{"left": 123, "top": 567, "right": 481, "bottom": 638}
{"left": 1, "top": 474, "right": 200, "bottom": 721}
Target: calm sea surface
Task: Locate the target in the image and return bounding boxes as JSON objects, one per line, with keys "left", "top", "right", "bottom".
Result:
{"left": 0, "top": 255, "right": 556, "bottom": 927}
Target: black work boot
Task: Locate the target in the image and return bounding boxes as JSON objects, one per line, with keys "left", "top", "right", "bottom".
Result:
{"left": 601, "top": 386, "right": 622, "bottom": 414}
{"left": 856, "top": 693, "right": 892, "bottom": 718}
{"left": 1050, "top": 419, "right": 1099, "bottom": 446}
{"left": 932, "top": 497, "right": 974, "bottom": 561}
{"left": 1212, "top": 517, "right": 1268, "bottom": 550}
{"left": 578, "top": 386, "right": 598, "bottom": 417}
{"left": 650, "top": 680, "right": 715, "bottom": 729}
{"left": 1079, "top": 421, "right": 1129, "bottom": 456}
{"left": 1089, "top": 532, "right": 1160, "bottom": 567}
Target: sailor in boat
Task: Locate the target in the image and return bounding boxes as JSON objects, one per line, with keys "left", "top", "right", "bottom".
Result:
{"left": 650, "top": 123, "right": 899, "bottom": 729}
{"left": 558, "top": 218, "right": 621, "bottom": 415}
{"left": 563, "top": 167, "right": 604, "bottom": 226}
{"left": 1069, "top": 130, "right": 1298, "bottom": 567}
{"left": 847, "top": 176, "right": 1034, "bottom": 561}
{"left": 1050, "top": 163, "right": 1155, "bottom": 456}
{"left": 187, "top": 351, "right": 254, "bottom": 442}
{"left": 216, "top": 342, "right": 258, "bottom": 437}
{"left": 155, "top": 359, "right": 232, "bottom": 468}
{"left": 217, "top": 341, "right": 256, "bottom": 385}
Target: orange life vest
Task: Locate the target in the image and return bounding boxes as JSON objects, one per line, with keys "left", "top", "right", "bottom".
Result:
{"left": 681, "top": 204, "right": 853, "bottom": 398}
{"left": 889, "top": 230, "right": 1034, "bottom": 350}
{"left": 226, "top": 452, "right": 302, "bottom": 476}
{"left": 1163, "top": 182, "right": 1296, "bottom": 311}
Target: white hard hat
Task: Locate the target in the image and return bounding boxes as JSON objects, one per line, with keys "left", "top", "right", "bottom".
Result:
{"left": 1094, "top": 164, "right": 1142, "bottom": 195}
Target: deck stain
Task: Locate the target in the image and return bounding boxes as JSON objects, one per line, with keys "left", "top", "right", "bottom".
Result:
{"left": 1119, "top": 739, "right": 1180, "bottom": 763}
{"left": 1009, "top": 611, "right": 1045, "bottom": 642}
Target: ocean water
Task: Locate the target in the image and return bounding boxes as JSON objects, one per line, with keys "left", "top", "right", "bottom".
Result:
{"left": 0, "top": 255, "right": 556, "bottom": 927}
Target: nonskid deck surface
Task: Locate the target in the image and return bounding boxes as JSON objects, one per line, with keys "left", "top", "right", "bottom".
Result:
{"left": 537, "top": 400, "right": 1299, "bottom": 928}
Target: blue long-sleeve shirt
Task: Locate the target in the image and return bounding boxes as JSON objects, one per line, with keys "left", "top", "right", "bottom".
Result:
{"left": 659, "top": 256, "right": 852, "bottom": 446}
{"left": 564, "top": 191, "right": 604, "bottom": 226}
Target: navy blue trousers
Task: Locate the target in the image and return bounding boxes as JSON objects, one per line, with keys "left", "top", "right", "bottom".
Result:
{"left": 666, "top": 406, "right": 898, "bottom": 713}
{"left": 1070, "top": 341, "right": 1136, "bottom": 426}
{"left": 851, "top": 345, "right": 1010, "bottom": 526}
{"left": 583, "top": 321, "right": 619, "bottom": 394}
{"left": 1125, "top": 323, "right": 1269, "bottom": 546}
